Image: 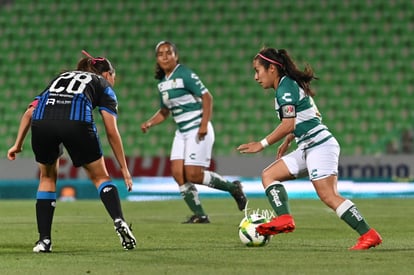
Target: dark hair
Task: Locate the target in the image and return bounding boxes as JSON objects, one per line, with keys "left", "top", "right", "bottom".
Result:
{"left": 78, "top": 50, "right": 115, "bottom": 75}
{"left": 255, "top": 47, "right": 317, "bottom": 96}
{"left": 77, "top": 57, "right": 114, "bottom": 75}
{"left": 154, "top": 41, "right": 179, "bottom": 80}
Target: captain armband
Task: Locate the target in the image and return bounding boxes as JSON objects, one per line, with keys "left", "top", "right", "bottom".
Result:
{"left": 278, "top": 104, "right": 296, "bottom": 119}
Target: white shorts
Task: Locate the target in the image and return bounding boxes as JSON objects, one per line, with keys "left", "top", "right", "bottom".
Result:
{"left": 281, "top": 137, "right": 340, "bottom": 180}
{"left": 170, "top": 122, "right": 214, "bottom": 167}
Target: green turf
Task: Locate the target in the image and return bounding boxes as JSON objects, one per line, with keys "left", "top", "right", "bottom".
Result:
{"left": 0, "top": 198, "right": 413, "bottom": 275}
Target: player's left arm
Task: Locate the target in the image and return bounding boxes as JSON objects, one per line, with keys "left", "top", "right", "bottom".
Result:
{"left": 101, "top": 110, "right": 133, "bottom": 191}
{"left": 199, "top": 91, "right": 212, "bottom": 140}
{"left": 185, "top": 70, "right": 211, "bottom": 140}
{"left": 98, "top": 86, "right": 132, "bottom": 191}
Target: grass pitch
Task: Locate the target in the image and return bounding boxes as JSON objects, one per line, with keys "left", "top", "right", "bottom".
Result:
{"left": 0, "top": 198, "right": 413, "bottom": 275}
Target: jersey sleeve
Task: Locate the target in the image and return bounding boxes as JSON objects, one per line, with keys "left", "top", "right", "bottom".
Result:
{"left": 159, "top": 90, "right": 167, "bottom": 109}
{"left": 183, "top": 69, "right": 208, "bottom": 97}
{"left": 275, "top": 79, "right": 300, "bottom": 107}
{"left": 97, "top": 80, "right": 118, "bottom": 116}
{"left": 28, "top": 99, "right": 39, "bottom": 108}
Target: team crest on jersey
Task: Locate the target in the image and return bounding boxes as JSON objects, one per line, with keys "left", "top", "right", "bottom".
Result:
{"left": 281, "top": 105, "right": 296, "bottom": 118}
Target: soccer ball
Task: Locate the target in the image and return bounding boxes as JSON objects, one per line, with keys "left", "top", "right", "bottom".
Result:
{"left": 238, "top": 214, "right": 272, "bottom": 247}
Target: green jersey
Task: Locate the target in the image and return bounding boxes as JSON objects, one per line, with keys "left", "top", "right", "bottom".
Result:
{"left": 275, "top": 76, "right": 333, "bottom": 149}
{"left": 158, "top": 64, "right": 207, "bottom": 133}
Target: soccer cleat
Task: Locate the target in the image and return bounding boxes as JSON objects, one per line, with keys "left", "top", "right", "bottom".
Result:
{"left": 256, "top": 214, "right": 296, "bottom": 236}
{"left": 231, "top": 181, "right": 247, "bottom": 211}
{"left": 349, "top": 228, "right": 382, "bottom": 250}
{"left": 33, "top": 238, "right": 52, "bottom": 253}
{"left": 114, "top": 219, "right": 137, "bottom": 250}
{"left": 182, "top": 215, "right": 210, "bottom": 224}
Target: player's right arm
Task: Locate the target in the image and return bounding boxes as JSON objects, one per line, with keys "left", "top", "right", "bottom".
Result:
{"left": 277, "top": 133, "right": 295, "bottom": 159}
{"left": 141, "top": 107, "right": 170, "bottom": 133}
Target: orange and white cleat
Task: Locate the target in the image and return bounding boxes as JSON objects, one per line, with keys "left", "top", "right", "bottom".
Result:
{"left": 349, "top": 228, "right": 382, "bottom": 250}
{"left": 256, "top": 214, "right": 295, "bottom": 236}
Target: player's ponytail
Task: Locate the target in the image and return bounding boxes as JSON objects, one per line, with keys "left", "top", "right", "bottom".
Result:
{"left": 78, "top": 50, "right": 114, "bottom": 75}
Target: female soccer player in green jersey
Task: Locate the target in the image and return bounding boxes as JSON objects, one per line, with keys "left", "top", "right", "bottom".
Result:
{"left": 141, "top": 41, "right": 247, "bottom": 223}
{"left": 237, "top": 47, "right": 382, "bottom": 250}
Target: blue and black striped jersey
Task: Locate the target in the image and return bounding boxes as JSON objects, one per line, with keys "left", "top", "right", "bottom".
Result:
{"left": 32, "top": 71, "right": 118, "bottom": 122}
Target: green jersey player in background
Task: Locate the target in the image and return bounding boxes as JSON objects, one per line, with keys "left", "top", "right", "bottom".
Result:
{"left": 141, "top": 41, "right": 247, "bottom": 223}
{"left": 237, "top": 47, "right": 382, "bottom": 250}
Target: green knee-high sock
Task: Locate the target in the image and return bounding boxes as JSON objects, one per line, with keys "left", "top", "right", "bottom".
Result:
{"left": 336, "top": 199, "right": 370, "bottom": 235}
{"left": 202, "top": 171, "right": 235, "bottom": 193}
{"left": 265, "top": 183, "right": 291, "bottom": 216}
{"left": 179, "top": 183, "right": 206, "bottom": 216}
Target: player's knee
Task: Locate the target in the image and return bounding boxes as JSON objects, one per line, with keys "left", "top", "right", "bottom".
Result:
{"left": 261, "top": 168, "right": 275, "bottom": 183}
{"left": 318, "top": 193, "right": 341, "bottom": 210}
{"left": 185, "top": 170, "right": 203, "bottom": 184}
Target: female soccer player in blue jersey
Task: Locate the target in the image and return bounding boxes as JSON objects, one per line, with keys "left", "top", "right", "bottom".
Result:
{"left": 7, "top": 51, "right": 136, "bottom": 252}
{"left": 237, "top": 47, "right": 382, "bottom": 250}
{"left": 141, "top": 41, "right": 247, "bottom": 223}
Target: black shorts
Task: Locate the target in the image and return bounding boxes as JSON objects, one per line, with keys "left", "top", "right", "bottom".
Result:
{"left": 31, "top": 120, "right": 103, "bottom": 167}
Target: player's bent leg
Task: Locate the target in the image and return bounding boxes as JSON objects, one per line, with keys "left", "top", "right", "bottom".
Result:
{"left": 197, "top": 168, "right": 247, "bottom": 211}
{"left": 82, "top": 157, "right": 112, "bottom": 188}
{"left": 229, "top": 180, "right": 247, "bottom": 211}
{"left": 311, "top": 175, "right": 344, "bottom": 210}
{"left": 83, "top": 158, "right": 137, "bottom": 250}
{"left": 313, "top": 177, "right": 382, "bottom": 250}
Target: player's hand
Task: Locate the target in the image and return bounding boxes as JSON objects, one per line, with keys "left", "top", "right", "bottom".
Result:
{"left": 277, "top": 142, "right": 289, "bottom": 159}
{"left": 125, "top": 178, "right": 133, "bottom": 192}
{"left": 123, "top": 175, "right": 133, "bottom": 192}
{"left": 140, "top": 121, "right": 152, "bottom": 133}
{"left": 120, "top": 168, "right": 133, "bottom": 192}
{"left": 237, "top": 142, "right": 264, "bottom": 154}
{"left": 197, "top": 128, "right": 207, "bottom": 141}
{"left": 7, "top": 145, "right": 22, "bottom": 161}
